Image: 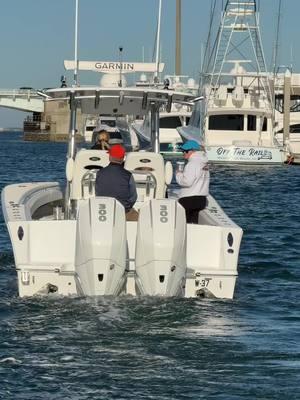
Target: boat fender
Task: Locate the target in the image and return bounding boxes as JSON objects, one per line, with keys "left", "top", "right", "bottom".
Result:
{"left": 165, "top": 161, "right": 173, "bottom": 185}
{"left": 66, "top": 157, "right": 74, "bottom": 181}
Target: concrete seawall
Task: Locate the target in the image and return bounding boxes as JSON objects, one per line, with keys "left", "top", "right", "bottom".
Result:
{"left": 24, "top": 100, "right": 85, "bottom": 142}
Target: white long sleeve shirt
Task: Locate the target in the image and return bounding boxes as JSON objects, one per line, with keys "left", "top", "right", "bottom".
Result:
{"left": 175, "top": 151, "right": 210, "bottom": 198}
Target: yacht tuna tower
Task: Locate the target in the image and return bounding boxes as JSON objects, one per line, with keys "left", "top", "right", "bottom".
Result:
{"left": 178, "top": 0, "right": 286, "bottom": 164}
{"left": 202, "top": 0, "right": 273, "bottom": 108}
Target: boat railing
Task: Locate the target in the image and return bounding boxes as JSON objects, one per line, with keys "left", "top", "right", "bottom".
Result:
{"left": 131, "top": 170, "right": 157, "bottom": 199}
{"left": 80, "top": 168, "right": 157, "bottom": 202}
{"left": 81, "top": 170, "right": 98, "bottom": 198}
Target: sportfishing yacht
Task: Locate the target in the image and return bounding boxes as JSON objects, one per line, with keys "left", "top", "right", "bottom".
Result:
{"left": 179, "top": 0, "right": 285, "bottom": 164}
{"left": 2, "top": 86, "right": 243, "bottom": 299}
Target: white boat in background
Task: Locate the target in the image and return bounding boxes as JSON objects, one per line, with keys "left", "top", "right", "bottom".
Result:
{"left": 2, "top": 86, "right": 243, "bottom": 299}
{"left": 83, "top": 113, "right": 137, "bottom": 151}
{"left": 274, "top": 70, "right": 300, "bottom": 164}
{"left": 179, "top": 0, "right": 285, "bottom": 164}
{"left": 83, "top": 115, "right": 119, "bottom": 144}
{"left": 132, "top": 103, "right": 191, "bottom": 157}
{"left": 83, "top": 115, "right": 97, "bottom": 142}
{"left": 132, "top": 76, "right": 197, "bottom": 157}
{"left": 275, "top": 121, "right": 300, "bottom": 164}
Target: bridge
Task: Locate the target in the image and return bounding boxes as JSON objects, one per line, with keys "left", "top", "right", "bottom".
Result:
{"left": 0, "top": 89, "right": 44, "bottom": 112}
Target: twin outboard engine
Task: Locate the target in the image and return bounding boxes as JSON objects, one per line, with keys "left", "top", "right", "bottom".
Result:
{"left": 75, "top": 196, "right": 186, "bottom": 297}
{"left": 135, "top": 199, "right": 187, "bottom": 296}
{"left": 75, "top": 197, "right": 127, "bottom": 296}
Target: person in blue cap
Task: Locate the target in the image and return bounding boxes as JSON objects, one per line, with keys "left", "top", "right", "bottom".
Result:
{"left": 175, "top": 140, "right": 210, "bottom": 223}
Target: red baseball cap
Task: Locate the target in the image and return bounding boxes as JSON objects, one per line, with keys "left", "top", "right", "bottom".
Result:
{"left": 109, "top": 144, "right": 126, "bottom": 160}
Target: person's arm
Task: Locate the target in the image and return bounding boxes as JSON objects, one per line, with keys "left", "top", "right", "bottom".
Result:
{"left": 128, "top": 175, "right": 137, "bottom": 207}
{"left": 175, "top": 163, "right": 195, "bottom": 187}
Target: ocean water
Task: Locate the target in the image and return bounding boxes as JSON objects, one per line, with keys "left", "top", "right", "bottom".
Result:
{"left": 0, "top": 132, "right": 299, "bottom": 400}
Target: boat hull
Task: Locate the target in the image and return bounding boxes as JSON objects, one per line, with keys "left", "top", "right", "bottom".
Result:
{"left": 206, "top": 145, "right": 285, "bottom": 164}
{"left": 275, "top": 132, "right": 300, "bottom": 164}
{"left": 2, "top": 178, "right": 243, "bottom": 299}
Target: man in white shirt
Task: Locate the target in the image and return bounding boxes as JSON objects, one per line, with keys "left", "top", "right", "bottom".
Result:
{"left": 176, "top": 140, "right": 210, "bottom": 223}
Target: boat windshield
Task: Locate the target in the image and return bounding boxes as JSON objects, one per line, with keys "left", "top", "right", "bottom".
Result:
{"left": 160, "top": 142, "right": 181, "bottom": 152}
{"left": 160, "top": 116, "right": 182, "bottom": 129}
{"left": 209, "top": 115, "right": 244, "bottom": 131}
{"left": 102, "top": 119, "right": 117, "bottom": 128}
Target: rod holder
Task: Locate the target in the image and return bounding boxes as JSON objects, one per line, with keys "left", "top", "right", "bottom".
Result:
{"left": 150, "top": 102, "right": 160, "bottom": 153}
{"left": 166, "top": 95, "right": 173, "bottom": 113}
{"left": 94, "top": 90, "right": 100, "bottom": 108}
{"left": 142, "top": 92, "right": 148, "bottom": 109}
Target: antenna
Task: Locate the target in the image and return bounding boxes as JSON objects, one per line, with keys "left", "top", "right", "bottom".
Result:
{"left": 290, "top": 45, "right": 293, "bottom": 72}
{"left": 118, "top": 46, "right": 123, "bottom": 87}
{"left": 175, "top": 0, "right": 181, "bottom": 76}
{"left": 74, "top": 0, "right": 79, "bottom": 86}
{"left": 272, "top": 0, "right": 282, "bottom": 75}
{"left": 154, "top": 0, "right": 162, "bottom": 83}
{"left": 199, "top": 0, "right": 218, "bottom": 92}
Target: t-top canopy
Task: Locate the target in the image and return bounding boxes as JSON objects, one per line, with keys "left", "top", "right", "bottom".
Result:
{"left": 45, "top": 86, "right": 196, "bottom": 117}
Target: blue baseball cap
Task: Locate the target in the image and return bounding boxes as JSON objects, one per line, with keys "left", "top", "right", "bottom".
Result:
{"left": 180, "top": 140, "right": 201, "bottom": 151}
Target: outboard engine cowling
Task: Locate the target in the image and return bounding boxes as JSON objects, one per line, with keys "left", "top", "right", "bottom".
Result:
{"left": 75, "top": 197, "right": 127, "bottom": 296}
{"left": 135, "top": 199, "right": 187, "bottom": 296}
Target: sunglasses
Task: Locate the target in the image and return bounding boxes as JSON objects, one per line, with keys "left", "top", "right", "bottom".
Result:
{"left": 182, "top": 150, "right": 190, "bottom": 153}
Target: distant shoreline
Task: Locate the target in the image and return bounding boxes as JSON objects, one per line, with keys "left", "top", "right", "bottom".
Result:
{"left": 0, "top": 128, "right": 23, "bottom": 132}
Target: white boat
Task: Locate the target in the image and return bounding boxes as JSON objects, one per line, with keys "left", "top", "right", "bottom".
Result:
{"left": 274, "top": 70, "right": 300, "bottom": 164}
{"left": 179, "top": 0, "right": 285, "bottom": 165}
{"left": 275, "top": 117, "right": 300, "bottom": 164}
{"left": 83, "top": 115, "right": 97, "bottom": 142}
{"left": 179, "top": 88, "right": 285, "bottom": 164}
{"left": 132, "top": 105, "right": 191, "bottom": 157}
{"left": 2, "top": 86, "right": 243, "bottom": 299}
{"left": 132, "top": 76, "right": 197, "bottom": 157}
{"left": 84, "top": 115, "right": 118, "bottom": 143}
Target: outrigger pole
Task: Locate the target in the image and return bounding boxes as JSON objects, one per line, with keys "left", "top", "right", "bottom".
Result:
{"left": 69, "top": 0, "right": 80, "bottom": 161}
{"left": 64, "top": 91, "right": 78, "bottom": 219}
{"left": 175, "top": 0, "right": 181, "bottom": 76}
{"left": 65, "top": 0, "right": 80, "bottom": 219}
{"left": 154, "top": 0, "right": 162, "bottom": 84}
{"left": 74, "top": 0, "right": 79, "bottom": 86}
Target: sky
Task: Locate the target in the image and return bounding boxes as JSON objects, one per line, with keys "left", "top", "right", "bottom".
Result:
{"left": 0, "top": 0, "right": 299, "bottom": 127}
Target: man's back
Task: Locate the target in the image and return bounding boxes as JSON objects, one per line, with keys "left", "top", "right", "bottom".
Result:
{"left": 95, "top": 163, "right": 136, "bottom": 212}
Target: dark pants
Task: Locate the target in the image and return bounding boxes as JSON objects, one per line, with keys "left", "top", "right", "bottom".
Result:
{"left": 178, "top": 196, "right": 207, "bottom": 224}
